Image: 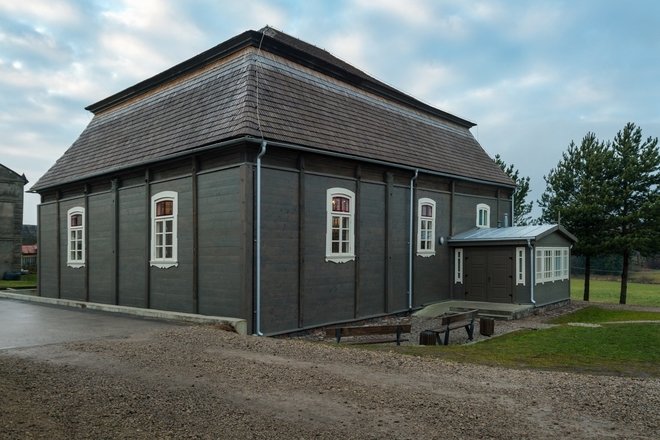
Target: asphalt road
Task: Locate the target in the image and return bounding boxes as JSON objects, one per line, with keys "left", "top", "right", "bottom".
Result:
{"left": 0, "top": 298, "right": 178, "bottom": 350}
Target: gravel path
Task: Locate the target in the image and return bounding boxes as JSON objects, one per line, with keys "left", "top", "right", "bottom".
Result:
{"left": 1, "top": 304, "right": 658, "bottom": 439}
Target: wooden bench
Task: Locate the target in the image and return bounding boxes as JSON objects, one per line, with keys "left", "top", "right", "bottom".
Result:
{"left": 326, "top": 324, "right": 412, "bottom": 345}
{"left": 422, "top": 309, "right": 477, "bottom": 345}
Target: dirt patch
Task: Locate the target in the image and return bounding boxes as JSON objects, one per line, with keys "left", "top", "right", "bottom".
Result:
{"left": 1, "top": 305, "right": 658, "bottom": 439}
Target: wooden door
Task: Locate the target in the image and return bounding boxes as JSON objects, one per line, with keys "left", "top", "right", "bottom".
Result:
{"left": 464, "top": 248, "right": 513, "bottom": 303}
{"left": 464, "top": 253, "right": 488, "bottom": 301}
{"left": 487, "top": 249, "right": 513, "bottom": 303}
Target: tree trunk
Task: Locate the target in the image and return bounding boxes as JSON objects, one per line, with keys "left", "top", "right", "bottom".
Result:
{"left": 619, "top": 249, "right": 629, "bottom": 304}
{"left": 583, "top": 255, "right": 590, "bottom": 301}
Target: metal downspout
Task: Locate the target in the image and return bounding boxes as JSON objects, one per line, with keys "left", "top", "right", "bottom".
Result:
{"left": 408, "top": 169, "right": 419, "bottom": 310}
{"left": 527, "top": 239, "right": 536, "bottom": 304}
{"left": 255, "top": 140, "right": 267, "bottom": 335}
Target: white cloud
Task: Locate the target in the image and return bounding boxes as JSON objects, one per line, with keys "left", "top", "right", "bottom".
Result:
{"left": 101, "top": 0, "right": 202, "bottom": 39}
{"left": 323, "top": 31, "right": 371, "bottom": 73}
{"left": 248, "top": 1, "right": 288, "bottom": 30}
{"left": 0, "top": 0, "right": 82, "bottom": 25}
{"left": 0, "top": 60, "right": 101, "bottom": 102}
{"left": 349, "top": 0, "right": 468, "bottom": 39}
{"left": 559, "top": 77, "right": 608, "bottom": 106}
{"left": 405, "top": 63, "right": 457, "bottom": 99}
{"left": 352, "top": 0, "right": 433, "bottom": 26}
{"left": 0, "top": 130, "right": 64, "bottom": 161}
{"left": 509, "top": 3, "right": 569, "bottom": 39}
{"left": 469, "top": 1, "right": 504, "bottom": 21}
{"left": 97, "top": 32, "right": 171, "bottom": 81}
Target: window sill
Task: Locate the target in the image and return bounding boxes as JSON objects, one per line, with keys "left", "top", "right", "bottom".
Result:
{"left": 325, "top": 255, "right": 355, "bottom": 264}
{"left": 67, "top": 262, "right": 85, "bottom": 269}
{"left": 150, "top": 261, "right": 179, "bottom": 269}
{"left": 416, "top": 251, "right": 435, "bottom": 258}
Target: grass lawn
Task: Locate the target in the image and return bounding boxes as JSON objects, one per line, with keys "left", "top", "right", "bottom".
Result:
{"left": 366, "top": 307, "right": 660, "bottom": 377}
{"left": 571, "top": 278, "right": 660, "bottom": 307}
{"left": 385, "top": 323, "right": 660, "bottom": 377}
{"left": 551, "top": 306, "right": 660, "bottom": 324}
{"left": 0, "top": 273, "right": 37, "bottom": 289}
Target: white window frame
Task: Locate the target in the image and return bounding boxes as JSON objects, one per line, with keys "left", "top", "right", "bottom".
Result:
{"left": 535, "top": 246, "right": 570, "bottom": 284}
{"left": 150, "top": 191, "right": 178, "bottom": 269}
{"left": 67, "top": 207, "right": 85, "bottom": 268}
{"left": 476, "top": 203, "right": 490, "bottom": 228}
{"left": 325, "top": 187, "right": 355, "bottom": 263}
{"left": 516, "top": 247, "right": 525, "bottom": 286}
{"left": 416, "top": 198, "right": 436, "bottom": 257}
{"left": 454, "top": 248, "right": 463, "bottom": 284}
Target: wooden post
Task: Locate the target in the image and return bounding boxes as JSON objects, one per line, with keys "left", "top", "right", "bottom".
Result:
{"left": 384, "top": 172, "right": 394, "bottom": 313}
{"left": 354, "top": 165, "right": 361, "bottom": 319}
{"left": 449, "top": 180, "right": 455, "bottom": 236}
{"left": 298, "top": 155, "right": 305, "bottom": 328}
{"left": 37, "top": 203, "right": 42, "bottom": 297}
{"left": 192, "top": 157, "right": 199, "bottom": 314}
{"left": 56, "top": 190, "right": 61, "bottom": 299}
{"left": 83, "top": 184, "right": 90, "bottom": 302}
{"left": 111, "top": 179, "right": 119, "bottom": 305}
{"left": 144, "top": 169, "right": 151, "bottom": 309}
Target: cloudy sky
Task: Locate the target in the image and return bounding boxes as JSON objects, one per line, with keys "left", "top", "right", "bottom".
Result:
{"left": 2, "top": 0, "right": 659, "bottom": 224}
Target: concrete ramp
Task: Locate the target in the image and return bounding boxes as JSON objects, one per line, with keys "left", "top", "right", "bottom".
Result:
{"left": 414, "top": 300, "right": 534, "bottom": 320}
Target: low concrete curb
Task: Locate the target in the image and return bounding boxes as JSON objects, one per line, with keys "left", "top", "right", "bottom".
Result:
{"left": 0, "top": 290, "right": 247, "bottom": 335}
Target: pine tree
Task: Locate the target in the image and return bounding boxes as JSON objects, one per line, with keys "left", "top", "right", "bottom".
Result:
{"left": 538, "top": 133, "right": 612, "bottom": 301}
{"left": 494, "top": 154, "right": 533, "bottom": 226}
{"left": 608, "top": 123, "right": 660, "bottom": 304}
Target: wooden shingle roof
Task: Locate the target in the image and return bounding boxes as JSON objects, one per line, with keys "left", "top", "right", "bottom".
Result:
{"left": 33, "top": 27, "right": 513, "bottom": 191}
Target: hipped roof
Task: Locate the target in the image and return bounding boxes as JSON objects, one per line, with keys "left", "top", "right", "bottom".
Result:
{"left": 33, "top": 27, "right": 514, "bottom": 191}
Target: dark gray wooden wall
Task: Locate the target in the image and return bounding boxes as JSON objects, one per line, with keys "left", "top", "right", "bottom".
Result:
{"left": 37, "top": 161, "right": 251, "bottom": 325}
{"left": 413, "top": 189, "right": 451, "bottom": 306}
{"left": 37, "top": 145, "right": 513, "bottom": 334}
{"left": 197, "top": 166, "right": 251, "bottom": 321}
{"left": 117, "top": 185, "right": 147, "bottom": 307}
{"left": 59, "top": 197, "right": 85, "bottom": 301}
{"left": 258, "top": 166, "right": 419, "bottom": 333}
{"left": 88, "top": 192, "right": 113, "bottom": 304}
{"left": 37, "top": 203, "right": 58, "bottom": 298}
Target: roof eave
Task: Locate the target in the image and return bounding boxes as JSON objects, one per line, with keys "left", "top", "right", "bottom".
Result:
{"left": 447, "top": 239, "right": 532, "bottom": 247}
{"left": 31, "top": 135, "right": 516, "bottom": 193}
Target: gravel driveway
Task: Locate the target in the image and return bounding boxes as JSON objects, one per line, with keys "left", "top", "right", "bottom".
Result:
{"left": 1, "top": 305, "right": 658, "bottom": 439}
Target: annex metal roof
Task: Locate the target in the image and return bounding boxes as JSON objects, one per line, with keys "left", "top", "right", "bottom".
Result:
{"left": 32, "top": 27, "right": 514, "bottom": 191}
{"left": 449, "top": 224, "right": 577, "bottom": 245}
